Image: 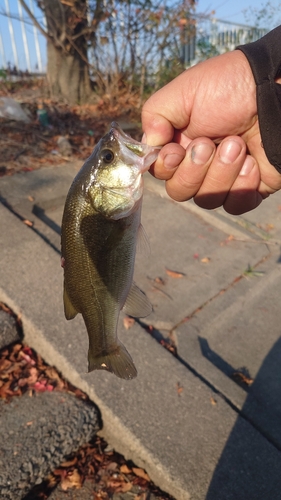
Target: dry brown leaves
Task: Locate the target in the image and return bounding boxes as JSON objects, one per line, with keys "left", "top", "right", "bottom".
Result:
{"left": 27, "top": 436, "right": 174, "bottom": 500}
{"left": 232, "top": 370, "right": 254, "bottom": 386}
{"left": 165, "top": 268, "right": 185, "bottom": 278}
{"left": 0, "top": 80, "right": 141, "bottom": 176}
{"left": 0, "top": 341, "right": 87, "bottom": 401}
{"left": 51, "top": 438, "right": 154, "bottom": 496}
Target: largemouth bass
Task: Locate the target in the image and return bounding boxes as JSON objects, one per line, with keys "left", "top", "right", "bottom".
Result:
{"left": 61, "top": 122, "right": 160, "bottom": 380}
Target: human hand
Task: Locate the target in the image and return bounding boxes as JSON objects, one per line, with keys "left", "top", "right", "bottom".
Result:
{"left": 142, "top": 50, "right": 281, "bottom": 215}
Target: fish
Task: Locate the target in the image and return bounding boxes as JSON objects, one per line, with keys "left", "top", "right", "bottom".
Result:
{"left": 61, "top": 122, "right": 160, "bottom": 380}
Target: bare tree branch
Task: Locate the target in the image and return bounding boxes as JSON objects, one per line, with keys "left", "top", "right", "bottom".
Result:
{"left": 18, "top": 0, "right": 50, "bottom": 41}
{"left": 0, "top": 8, "right": 35, "bottom": 27}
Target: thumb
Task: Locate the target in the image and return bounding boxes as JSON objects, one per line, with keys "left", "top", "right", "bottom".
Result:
{"left": 142, "top": 72, "right": 192, "bottom": 146}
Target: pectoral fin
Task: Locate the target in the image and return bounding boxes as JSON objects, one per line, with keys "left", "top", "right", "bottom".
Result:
{"left": 136, "top": 223, "right": 150, "bottom": 256}
{"left": 122, "top": 282, "right": 152, "bottom": 318}
{"left": 63, "top": 285, "right": 79, "bottom": 320}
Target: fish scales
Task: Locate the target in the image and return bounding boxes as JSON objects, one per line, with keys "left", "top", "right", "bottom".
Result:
{"left": 61, "top": 122, "right": 160, "bottom": 380}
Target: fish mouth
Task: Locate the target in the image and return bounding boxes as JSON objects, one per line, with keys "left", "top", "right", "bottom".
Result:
{"left": 111, "top": 121, "right": 161, "bottom": 171}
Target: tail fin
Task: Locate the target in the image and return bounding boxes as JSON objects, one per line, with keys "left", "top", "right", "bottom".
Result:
{"left": 88, "top": 341, "right": 137, "bottom": 380}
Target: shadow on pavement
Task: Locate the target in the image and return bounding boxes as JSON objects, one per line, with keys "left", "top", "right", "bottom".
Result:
{"left": 206, "top": 336, "right": 281, "bottom": 500}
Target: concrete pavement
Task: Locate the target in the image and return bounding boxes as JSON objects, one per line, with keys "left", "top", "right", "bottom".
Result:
{"left": 1, "top": 162, "right": 281, "bottom": 499}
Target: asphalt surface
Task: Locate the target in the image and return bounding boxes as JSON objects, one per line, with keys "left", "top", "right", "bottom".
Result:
{"left": 0, "top": 391, "right": 99, "bottom": 500}
{"left": 1, "top": 160, "right": 281, "bottom": 499}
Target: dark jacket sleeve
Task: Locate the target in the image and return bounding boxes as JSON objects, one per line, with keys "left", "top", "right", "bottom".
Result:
{"left": 237, "top": 26, "right": 281, "bottom": 173}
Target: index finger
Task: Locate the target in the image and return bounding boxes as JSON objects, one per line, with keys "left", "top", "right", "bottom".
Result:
{"left": 142, "top": 75, "right": 190, "bottom": 146}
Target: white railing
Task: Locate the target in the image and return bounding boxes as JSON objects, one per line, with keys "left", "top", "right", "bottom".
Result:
{"left": 0, "top": 0, "right": 46, "bottom": 74}
{"left": 181, "top": 16, "right": 268, "bottom": 66}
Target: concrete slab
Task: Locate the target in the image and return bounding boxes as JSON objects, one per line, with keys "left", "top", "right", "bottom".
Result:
{"left": 143, "top": 176, "right": 281, "bottom": 453}
{"left": 133, "top": 183, "right": 270, "bottom": 326}
{"left": 216, "top": 189, "right": 281, "bottom": 242}
{"left": 144, "top": 175, "right": 281, "bottom": 244}
{"left": 0, "top": 162, "right": 79, "bottom": 250}
{"left": 175, "top": 251, "right": 281, "bottom": 449}
{"left": 2, "top": 166, "right": 281, "bottom": 499}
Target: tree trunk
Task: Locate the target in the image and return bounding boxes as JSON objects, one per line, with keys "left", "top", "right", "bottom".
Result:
{"left": 47, "top": 42, "right": 92, "bottom": 104}
{"left": 43, "top": 0, "right": 92, "bottom": 104}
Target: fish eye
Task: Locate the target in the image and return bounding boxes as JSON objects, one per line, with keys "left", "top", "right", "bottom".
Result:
{"left": 102, "top": 149, "right": 114, "bottom": 164}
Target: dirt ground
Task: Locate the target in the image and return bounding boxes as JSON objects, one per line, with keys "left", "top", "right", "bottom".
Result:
{"left": 0, "top": 77, "right": 142, "bottom": 177}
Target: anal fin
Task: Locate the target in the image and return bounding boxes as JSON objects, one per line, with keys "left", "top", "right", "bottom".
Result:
{"left": 122, "top": 282, "right": 152, "bottom": 318}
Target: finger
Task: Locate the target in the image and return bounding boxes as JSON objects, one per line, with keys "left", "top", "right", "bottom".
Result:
{"left": 150, "top": 143, "right": 187, "bottom": 180}
{"left": 223, "top": 156, "right": 262, "bottom": 215}
{"left": 165, "top": 138, "right": 216, "bottom": 201}
{"left": 194, "top": 137, "right": 247, "bottom": 209}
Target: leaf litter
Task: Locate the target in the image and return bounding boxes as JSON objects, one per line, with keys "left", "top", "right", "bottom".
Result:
{"left": 0, "top": 79, "right": 142, "bottom": 177}
{"left": 0, "top": 302, "right": 174, "bottom": 500}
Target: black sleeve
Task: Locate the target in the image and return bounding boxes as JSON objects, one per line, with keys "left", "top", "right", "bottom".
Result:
{"left": 237, "top": 25, "right": 281, "bottom": 173}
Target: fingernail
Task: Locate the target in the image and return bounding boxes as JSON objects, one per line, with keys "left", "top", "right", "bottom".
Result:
{"left": 219, "top": 140, "right": 242, "bottom": 164}
{"left": 239, "top": 156, "right": 255, "bottom": 176}
{"left": 163, "top": 153, "right": 183, "bottom": 170}
{"left": 141, "top": 133, "right": 147, "bottom": 144}
{"left": 191, "top": 143, "right": 214, "bottom": 165}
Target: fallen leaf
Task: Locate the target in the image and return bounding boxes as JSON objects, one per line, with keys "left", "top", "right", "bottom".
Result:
{"left": 60, "top": 457, "right": 78, "bottom": 468}
{"left": 201, "top": 257, "right": 210, "bottom": 263}
{"left": 210, "top": 397, "right": 217, "bottom": 405}
{"left": 0, "top": 358, "right": 12, "bottom": 371}
{"left": 44, "top": 366, "right": 65, "bottom": 390}
{"left": 165, "top": 268, "right": 185, "bottom": 278}
{"left": 22, "top": 219, "right": 34, "bottom": 227}
{"left": 160, "top": 339, "right": 177, "bottom": 356}
{"left": 106, "top": 461, "right": 118, "bottom": 471}
{"left": 33, "top": 380, "right": 54, "bottom": 392}
{"left": 154, "top": 276, "right": 165, "bottom": 285}
{"left": 61, "top": 469, "right": 82, "bottom": 491}
{"left": 18, "top": 351, "right": 36, "bottom": 365}
{"left": 123, "top": 316, "right": 135, "bottom": 330}
{"left": 0, "top": 302, "right": 11, "bottom": 313}
{"left": 132, "top": 467, "right": 150, "bottom": 482}
{"left": 120, "top": 464, "right": 131, "bottom": 474}
{"left": 117, "top": 482, "right": 132, "bottom": 492}
{"left": 28, "top": 195, "right": 34, "bottom": 202}
{"left": 232, "top": 371, "right": 254, "bottom": 386}
{"left": 176, "top": 382, "right": 183, "bottom": 396}
{"left": 0, "top": 381, "right": 15, "bottom": 399}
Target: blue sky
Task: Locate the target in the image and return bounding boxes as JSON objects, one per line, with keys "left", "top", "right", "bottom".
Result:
{"left": 0, "top": 0, "right": 280, "bottom": 72}
{"left": 197, "top": 0, "right": 281, "bottom": 26}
